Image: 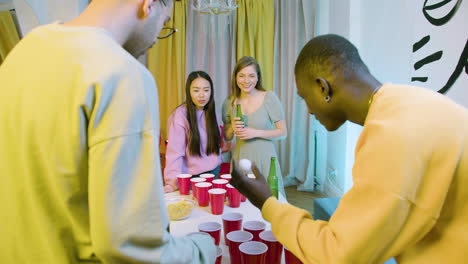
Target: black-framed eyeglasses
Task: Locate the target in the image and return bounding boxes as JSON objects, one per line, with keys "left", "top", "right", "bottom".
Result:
{"left": 157, "top": 27, "right": 178, "bottom": 39}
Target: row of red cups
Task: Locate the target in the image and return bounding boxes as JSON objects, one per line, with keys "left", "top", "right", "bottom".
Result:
{"left": 177, "top": 173, "right": 231, "bottom": 195}
{"left": 178, "top": 173, "right": 247, "bottom": 199}
{"left": 196, "top": 213, "right": 303, "bottom": 264}
{"left": 226, "top": 231, "right": 302, "bottom": 264}
{"left": 177, "top": 173, "right": 247, "bottom": 214}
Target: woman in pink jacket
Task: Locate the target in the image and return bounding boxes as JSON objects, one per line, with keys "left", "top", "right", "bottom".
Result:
{"left": 163, "top": 71, "right": 223, "bottom": 192}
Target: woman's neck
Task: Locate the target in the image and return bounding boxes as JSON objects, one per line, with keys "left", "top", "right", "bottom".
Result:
{"left": 240, "top": 88, "right": 259, "bottom": 99}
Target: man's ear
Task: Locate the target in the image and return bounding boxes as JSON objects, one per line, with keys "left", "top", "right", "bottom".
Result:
{"left": 316, "top": 77, "right": 332, "bottom": 99}
{"left": 140, "top": 0, "right": 157, "bottom": 18}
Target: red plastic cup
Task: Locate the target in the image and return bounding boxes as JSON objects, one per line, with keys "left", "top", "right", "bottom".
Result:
{"left": 195, "top": 182, "right": 212, "bottom": 207}
{"left": 198, "top": 221, "right": 222, "bottom": 246}
{"left": 260, "top": 230, "right": 283, "bottom": 264}
{"left": 208, "top": 188, "right": 226, "bottom": 215}
{"left": 215, "top": 246, "right": 222, "bottom": 264}
{"left": 212, "top": 179, "right": 229, "bottom": 190}
{"left": 190, "top": 177, "right": 206, "bottom": 200}
{"left": 222, "top": 212, "right": 243, "bottom": 244}
{"left": 284, "top": 247, "right": 303, "bottom": 264}
{"left": 239, "top": 241, "right": 268, "bottom": 264}
{"left": 200, "top": 173, "right": 215, "bottom": 183}
{"left": 177, "top": 174, "right": 192, "bottom": 195}
{"left": 226, "top": 184, "right": 241, "bottom": 208}
{"left": 243, "top": 220, "right": 266, "bottom": 242}
{"left": 219, "top": 174, "right": 232, "bottom": 182}
{"left": 226, "top": 230, "right": 253, "bottom": 264}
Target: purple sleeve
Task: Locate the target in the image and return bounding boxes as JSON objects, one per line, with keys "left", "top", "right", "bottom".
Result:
{"left": 163, "top": 108, "right": 187, "bottom": 185}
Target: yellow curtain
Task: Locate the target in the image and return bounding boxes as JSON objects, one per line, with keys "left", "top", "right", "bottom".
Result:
{"left": 0, "top": 10, "right": 20, "bottom": 65}
{"left": 147, "top": 0, "right": 187, "bottom": 143}
{"left": 236, "top": 0, "right": 275, "bottom": 91}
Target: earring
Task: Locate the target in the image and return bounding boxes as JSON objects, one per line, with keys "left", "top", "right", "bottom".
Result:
{"left": 324, "top": 95, "right": 331, "bottom": 103}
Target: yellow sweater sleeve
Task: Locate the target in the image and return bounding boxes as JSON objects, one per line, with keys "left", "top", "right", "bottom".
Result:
{"left": 263, "top": 187, "right": 436, "bottom": 263}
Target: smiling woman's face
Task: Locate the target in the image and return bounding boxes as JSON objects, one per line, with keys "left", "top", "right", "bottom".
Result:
{"left": 236, "top": 65, "right": 259, "bottom": 94}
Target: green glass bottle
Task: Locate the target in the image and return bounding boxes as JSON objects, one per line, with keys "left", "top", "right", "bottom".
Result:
{"left": 236, "top": 103, "right": 246, "bottom": 125}
{"left": 268, "top": 157, "right": 279, "bottom": 199}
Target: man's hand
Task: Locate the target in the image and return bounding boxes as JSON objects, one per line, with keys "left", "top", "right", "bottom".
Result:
{"left": 230, "top": 159, "right": 272, "bottom": 209}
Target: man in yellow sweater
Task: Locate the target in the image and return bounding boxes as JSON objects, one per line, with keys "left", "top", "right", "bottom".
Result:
{"left": 230, "top": 34, "right": 468, "bottom": 263}
{"left": 0, "top": 0, "right": 216, "bottom": 263}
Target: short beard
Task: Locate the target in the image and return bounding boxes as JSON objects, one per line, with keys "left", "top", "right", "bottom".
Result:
{"left": 123, "top": 34, "right": 147, "bottom": 58}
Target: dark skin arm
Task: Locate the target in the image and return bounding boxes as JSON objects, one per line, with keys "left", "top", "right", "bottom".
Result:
{"left": 229, "top": 159, "right": 273, "bottom": 209}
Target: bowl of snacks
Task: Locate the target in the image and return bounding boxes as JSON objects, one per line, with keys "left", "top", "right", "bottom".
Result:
{"left": 165, "top": 196, "right": 196, "bottom": 221}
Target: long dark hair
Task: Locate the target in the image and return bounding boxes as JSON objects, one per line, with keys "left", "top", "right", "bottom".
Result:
{"left": 230, "top": 56, "right": 266, "bottom": 103}
{"left": 185, "top": 71, "right": 221, "bottom": 157}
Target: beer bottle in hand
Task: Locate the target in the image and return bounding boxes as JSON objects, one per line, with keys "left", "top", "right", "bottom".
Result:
{"left": 268, "top": 157, "right": 279, "bottom": 199}
{"left": 236, "top": 103, "right": 246, "bottom": 126}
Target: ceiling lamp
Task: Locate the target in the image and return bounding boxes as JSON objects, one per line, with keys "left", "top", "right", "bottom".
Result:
{"left": 191, "top": 0, "right": 238, "bottom": 15}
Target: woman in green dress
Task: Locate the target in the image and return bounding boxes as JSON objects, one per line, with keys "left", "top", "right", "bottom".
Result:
{"left": 222, "top": 56, "right": 287, "bottom": 196}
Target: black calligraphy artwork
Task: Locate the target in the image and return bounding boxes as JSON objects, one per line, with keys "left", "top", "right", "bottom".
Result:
{"left": 411, "top": 0, "right": 467, "bottom": 94}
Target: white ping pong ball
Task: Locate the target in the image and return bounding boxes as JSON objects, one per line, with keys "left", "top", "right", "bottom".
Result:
{"left": 239, "top": 159, "right": 252, "bottom": 172}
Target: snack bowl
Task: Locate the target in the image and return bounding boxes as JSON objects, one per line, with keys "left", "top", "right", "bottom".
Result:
{"left": 166, "top": 196, "right": 196, "bottom": 221}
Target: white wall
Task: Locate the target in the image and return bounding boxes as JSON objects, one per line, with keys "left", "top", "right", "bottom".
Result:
{"left": 359, "top": 0, "right": 416, "bottom": 85}
{"left": 346, "top": 0, "right": 417, "bottom": 192}
{"left": 317, "top": 0, "right": 360, "bottom": 196}
{"left": 317, "top": 0, "right": 467, "bottom": 196}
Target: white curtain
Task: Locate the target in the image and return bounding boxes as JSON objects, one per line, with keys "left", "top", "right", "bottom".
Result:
{"left": 274, "top": 0, "right": 326, "bottom": 192}
{"left": 0, "top": 0, "right": 14, "bottom": 12}
{"left": 12, "top": 0, "right": 89, "bottom": 35}
{"left": 185, "top": 0, "right": 237, "bottom": 118}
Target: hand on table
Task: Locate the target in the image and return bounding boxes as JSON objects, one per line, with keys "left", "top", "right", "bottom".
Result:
{"left": 164, "top": 185, "right": 174, "bottom": 193}
{"left": 229, "top": 159, "right": 272, "bottom": 210}
{"left": 164, "top": 178, "right": 177, "bottom": 193}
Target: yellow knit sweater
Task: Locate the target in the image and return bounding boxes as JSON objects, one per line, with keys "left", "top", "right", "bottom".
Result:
{"left": 263, "top": 84, "right": 468, "bottom": 264}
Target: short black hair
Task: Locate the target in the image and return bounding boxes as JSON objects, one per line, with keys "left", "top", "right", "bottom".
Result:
{"left": 295, "top": 34, "right": 369, "bottom": 79}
